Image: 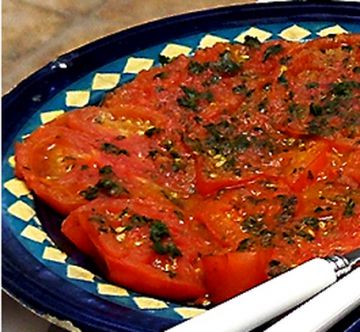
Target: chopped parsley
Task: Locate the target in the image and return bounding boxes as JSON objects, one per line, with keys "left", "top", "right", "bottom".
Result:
{"left": 243, "top": 36, "right": 261, "bottom": 48}
{"left": 211, "top": 51, "right": 241, "bottom": 76}
{"left": 237, "top": 238, "right": 253, "bottom": 252}
{"left": 144, "top": 127, "right": 162, "bottom": 137}
{"left": 309, "top": 103, "right": 323, "bottom": 116}
{"left": 97, "top": 178, "right": 128, "bottom": 197}
{"left": 302, "top": 216, "right": 320, "bottom": 230}
{"left": 331, "top": 81, "right": 360, "bottom": 98}
{"left": 80, "top": 185, "right": 99, "bottom": 200}
{"left": 101, "top": 143, "right": 129, "bottom": 156}
{"left": 268, "top": 260, "right": 289, "bottom": 277}
{"left": 80, "top": 165, "right": 128, "bottom": 200}
{"left": 177, "top": 86, "right": 213, "bottom": 111}
{"left": 341, "top": 45, "right": 353, "bottom": 52}
{"left": 288, "top": 102, "right": 305, "bottom": 119}
{"left": 99, "top": 165, "right": 113, "bottom": 175}
{"left": 232, "top": 84, "right": 254, "bottom": 97}
{"left": 344, "top": 198, "right": 355, "bottom": 217}
{"left": 278, "top": 73, "right": 288, "bottom": 86}
{"left": 158, "top": 54, "right": 171, "bottom": 65}
{"left": 188, "top": 61, "right": 208, "bottom": 75}
{"left": 306, "top": 82, "right": 319, "bottom": 89}
{"left": 276, "top": 195, "right": 298, "bottom": 223}
{"left": 150, "top": 221, "right": 182, "bottom": 258}
{"left": 263, "top": 44, "right": 283, "bottom": 62}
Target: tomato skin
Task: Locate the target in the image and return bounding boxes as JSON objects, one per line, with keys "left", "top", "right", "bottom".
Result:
{"left": 62, "top": 210, "right": 99, "bottom": 257}
{"left": 104, "top": 255, "right": 206, "bottom": 301}
{"left": 202, "top": 251, "right": 270, "bottom": 303}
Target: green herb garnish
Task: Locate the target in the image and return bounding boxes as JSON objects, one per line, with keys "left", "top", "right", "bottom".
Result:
{"left": 243, "top": 36, "right": 261, "bottom": 48}
{"left": 80, "top": 186, "right": 99, "bottom": 200}
{"left": 150, "top": 221, "right": 182, "bottom": 258}
{"left": 144, "top": 127, "right": 162, "bottom": 137}
{"left": 263, "top": 44, "right": 283, "bottom": 62}
{"left": 158, "top": 54, "right": 171, "bottom": 65}
{"left": 309, "top": 103, "right": 323, "bottom": 116}
{"left": 101, "top": 143, "right": 129, "bottom": 156}
{"left": 211, "top": 51, "right": 241, "bottom": 76}
{"left": 188, "top": 61, "right": 208, "bottom": 75}
{"left": 306, "top": 82, "right": 319, "bottom": 89}
{"left": 344, "top": 198, "right": 355, "bottom": 217}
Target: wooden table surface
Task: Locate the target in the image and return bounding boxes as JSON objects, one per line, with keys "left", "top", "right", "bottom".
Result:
{"left": 2, "top": 0, "right": 254, "bottom": 93}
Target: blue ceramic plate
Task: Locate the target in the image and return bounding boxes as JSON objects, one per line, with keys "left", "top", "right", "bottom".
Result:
{"left": 2, "top": 2, "right": 360, "bottom": 331}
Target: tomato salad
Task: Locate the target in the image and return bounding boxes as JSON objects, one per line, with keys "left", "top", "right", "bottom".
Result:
{"left": 15, "top": 34, "right": 360, "bottom": 304}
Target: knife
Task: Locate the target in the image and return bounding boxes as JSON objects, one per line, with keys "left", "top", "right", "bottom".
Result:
{"left": 165, "top": 248, "right": 360, "bottom": 332}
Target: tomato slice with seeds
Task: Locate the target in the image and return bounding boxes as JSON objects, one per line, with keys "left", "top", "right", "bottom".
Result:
{"left": 64, "top": 197, "right": 207, "bottom": 301}
{"left": 278, "top": 140, "right": 331, "bottom": 192}
{"left": 15, "top": 126, "right": 108, "bottom": 214}
{"left": 193, "top": 179, "right": 295, "bottom": 251}
{"left": 65, "top": 104, "right": 170, "bottom": 140}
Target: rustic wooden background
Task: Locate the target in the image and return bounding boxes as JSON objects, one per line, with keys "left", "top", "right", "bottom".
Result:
{"left": 2, "top": 0, "right": 254, "bottom": 93}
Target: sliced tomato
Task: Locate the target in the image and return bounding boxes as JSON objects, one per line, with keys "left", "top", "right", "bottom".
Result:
{"left": 193, "top": 179, "right": 295, "bottom": 250}
{"left": 65, "top": 104, "right": 169, "bottom": 140}
{"left": 15, "top": 125, "right": 109, "bottom": 214}
{"left": 342, "top": 150, "right": 360, "bottom": 185}
{"left": 194, "top": 156, "right": 260, "bottom": 196}
{"left": 279, "top": 140, "right": 330, "bottom": 192}
{"left": 62, "top": 209, "right": 98, "bottom": 257}
{"left": 202, "top": 251, "right": 270, "bottom": 303}
{"left": 66, "top": 197, "right": 207, "bottom": 301}
{"left": 193, "top": 197, "right": 248, "bottom": 250}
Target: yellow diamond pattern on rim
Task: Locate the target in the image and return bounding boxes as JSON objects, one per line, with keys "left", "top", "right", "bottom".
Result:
{"left": 279, "top": 24, "right": 311, "bottom": 41}
{"left": 66, "top": 90, "right": 90, "bottom": 107}
{"left": 133, "top": 297, "right": 168, "bottom": 309}
{"left": 97, "top": 283, "right": 129, "bottom": 296}
{"left": 234, "top": 27, "right": 272, "bottom": 43}
{"left": 317, "top": 24, "right": 348, "bottom": 37}
{"left": 160, "top": 43, "right": 192, "bottom": 58}
{"left": 7, "top": 200, "right": 35, "bottom": 221}
{"left": 67, "top": 265, "right": 95, "bottom": 282}
{"left": 174, "top": 307, "right": 206, "bottom": 319}
{"left": 4, "top": 178, "right": 30, "bottom": 198}
{"left": 92, "top": 73, "right": 121, "bottom": 90}
{"left": 42, "top": 247, "right": 67, "bottom": 263}
{"left": 199, "top": 34, "right": 229, "bottom": 48}
{"left": 8, "top": 155, "right": 16, "bottom": 168}
{"left": 40, "top": 110, "right": 65, "bottom": 124}
{"left": 21, "top": 225, "right": 47, "bottom": 243}
{"left": 123, "top": 57, "right": 154, "bottom": 74}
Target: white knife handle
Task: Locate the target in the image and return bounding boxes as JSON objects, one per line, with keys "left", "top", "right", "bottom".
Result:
{"left": 265, "top": 268, "right": 360, "bottom": 332}
{"left": 166, "top": 258, "right": 337, "bottom": 332}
